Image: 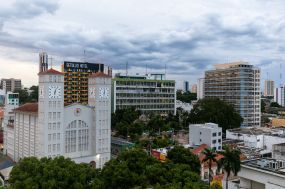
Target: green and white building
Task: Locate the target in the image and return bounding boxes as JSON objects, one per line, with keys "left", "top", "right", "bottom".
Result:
{"left": 112, "top": 73, "right": 176, "bottom": 115}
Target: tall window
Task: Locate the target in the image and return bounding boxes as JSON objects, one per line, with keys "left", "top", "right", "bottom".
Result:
{"left": 65, "top": 120, "right": 89, "bottom": 153}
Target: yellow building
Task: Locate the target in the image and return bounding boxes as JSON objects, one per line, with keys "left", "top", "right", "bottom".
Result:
{"left": 272, "top": 118, "right": 285, "bottom": 127}
{"left": 62, "top": 61, "right": 112, "bottom": 104}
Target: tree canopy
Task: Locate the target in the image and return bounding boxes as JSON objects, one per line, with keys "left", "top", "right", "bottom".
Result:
{"left": 188, "top": 98, "right": 243, "bottom": 132}
{"left": 10, "top": 148, "right": 209, "bottom": 189}
{"left": 176, "top": 91, "right": 197, "bottom": 103}
{"left": 15, "top": 85, "right": 38, "bottom": 104}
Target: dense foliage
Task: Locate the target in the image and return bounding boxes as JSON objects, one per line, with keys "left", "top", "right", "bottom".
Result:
{"left": 188, "top": 98, "right": 243, "bottom": 132}
{"left": 176, "top": 91, "right": 197, "bottom": 103}
{"left": 270, "top": 101, "right": 281, "bottom": 107}
{"left": 15, "top": 85, "right": 38, "bottom": 104}
{"left": 10, "top": 148, "right": 209, "bottom": 189}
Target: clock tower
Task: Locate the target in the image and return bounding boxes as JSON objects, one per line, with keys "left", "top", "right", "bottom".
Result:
{"left": 88, "top": 72, "right": 111, "bottom": 168}
{"left": 38, "top": 68, "right": 64, "bottom": 158}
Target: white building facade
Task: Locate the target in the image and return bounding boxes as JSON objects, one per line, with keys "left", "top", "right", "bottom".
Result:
{"left": 274, "top": 86, "right": 285, "bottom": 106}
{"left": 189, "top": 123, "right": 222, "bottom": 151}
{"left": 238, "top": 159, "right": 285, "bottom": 189}
{"left": 197, "top": 78, "right": 204, "bottom": 100}
{"left": 3, "top": 69, "right": 111, "bottom": 169}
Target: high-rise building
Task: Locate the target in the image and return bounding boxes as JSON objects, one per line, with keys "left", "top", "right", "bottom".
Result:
{"left": 0, "top": 78, "right": 21, "bottom": 93}
{"left": 204, "top": 62, "right": 260, "bottom": 127}
{"left": 39, "top": 52, "right": 49, "bottom": 73}
{"left": 274, "top": 87, "right": 285, "bottom": 106}
{"left": 112, "top": 73, "right": 176, "bottom": 115}
{"left": 191, "top": 84, "right": 197, "bottom": 93}
{"left": 183, "top": 81, "right": 189, "bottom": 92}
{"left": 197, "top": 78, "right": 205, "bottom": 100}
{"left": 62, "top": 61, "right": 112, "bottom": 104}
{"left": 264, "top": 80, "right": 274, "bottom": 97}
{"left": 3, "top": 68, "right": 111, "bottom": 168}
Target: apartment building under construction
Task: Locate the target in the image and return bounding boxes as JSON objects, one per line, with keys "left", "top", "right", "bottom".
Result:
{"left": 204, "top": 62, "right": 261, "bottom": 127}
{"left": 62, "top": 61, "right": 112, "bottom": 104}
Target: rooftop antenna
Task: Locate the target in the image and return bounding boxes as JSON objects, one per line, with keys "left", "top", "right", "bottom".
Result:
{"left": 83, "top": 49, "right": 86, "bottom": 62}
{"left": 164, "top": 64, "right": 167, "bottom": 78}
{"left": 146, "top": 64, "right": 148, "bottom": 75}
{"left": 280, "top": 63, "right": 282, "bottom": 87}
{"left": 126, "top": 61, "right": 128, "bottom": 76}
{"left": 49, "top": 56, "right": 54, "bottom": 69}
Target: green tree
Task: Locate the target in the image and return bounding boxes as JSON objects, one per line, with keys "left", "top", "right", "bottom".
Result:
{"left": 202, "top": 148, "right": 218, "bottom": 185}
{"left": 270, "top": 102, "right": 281, "bottom": 107}
{"left": 10, "top": 156, "right": 98, "bottom": 189}
{"left": 176, "top": 91, "right": 197, "bottom": 103}
{"left": 29, "top": 85, "right": 38, "bottom": 101}
{"left": 188, "top": 98, "right": 243, "bottom": 132}
{"left": 14, "top": 88, "right": 29, "bottom": 104}
{"left": 167, "top": 146, "right": 200, "bottom": 174}
{"left": 218, "top": 145, "right": 241, "bottom": 189}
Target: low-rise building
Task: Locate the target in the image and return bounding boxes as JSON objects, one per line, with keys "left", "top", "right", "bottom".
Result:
{"left": 189, "top": 123, "right": 222, "bottom": 151}
{"left": 238, "top": 158, "right": 285, "bottom": 189}
{"left": 272, "top": 143, "right": 285, "bottom": 161}
{"left": 226, "top": 127, "right": 285, "bottom": 156}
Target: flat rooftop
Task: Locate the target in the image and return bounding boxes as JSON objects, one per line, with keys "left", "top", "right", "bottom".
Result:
{"left": 227, "top": 127, "right": 285, "bottom": 136}
{"left": 190, "top": 123, "right": 221, "bottom": 130}
{"left": 242, "top": 158, "right": 285, "bottom": 176}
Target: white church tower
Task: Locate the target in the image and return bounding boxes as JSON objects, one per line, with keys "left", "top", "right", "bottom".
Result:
{"left": 88, "top": 72, "right": 111, "bottom": 168}
{"left": 38, "top": 69, "right": 64, "bottom": 158}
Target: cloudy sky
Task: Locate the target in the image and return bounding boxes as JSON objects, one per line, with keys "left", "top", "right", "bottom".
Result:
{"left": 0, "top": 0, "right": 285, "bottom": 88}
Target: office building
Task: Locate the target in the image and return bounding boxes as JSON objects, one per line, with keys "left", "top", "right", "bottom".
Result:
{"left": 0, "top": 79, "right": 21, "bottom": 93}
{"left": 191, "top": 84, "right": 197, "bottom": 93}
{"left": 39, "top": 52, "right": 49, "bottom": 73}
{"left": 197, "top": 78, "right": 204, "bottom": 100}
{"left": 274, "top": 86, "right": 285, "bottom": 106}
{"left": 264, "top": 80, "right": 274, "bottom": 97}
{"left": 112, "top": 73, "right": 176, "bottom": 115}
{"left": 238, "top": 158, "right": 285, "bottom": 189}
{"left": 3, "top": 69, "right": 111, "bottom": 168}
{"left": 61, "top": 61, "right": 112, "bottom": 104}
{"left": 189, "top": 123, "right": 222, "bottom": 151}
{"left": 183, "top": 81, "right": 189, "bottom": 92}
{"left": 204, "top": 62, "right": 261, "bottom": 127}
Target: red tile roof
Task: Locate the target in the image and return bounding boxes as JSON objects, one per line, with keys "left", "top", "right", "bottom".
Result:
{"left": 38, "top": 68, "right": 63, "bottom": 75}
{"left": 89, "top": 72, "right": 111, "bottom": 78}
{"left": 191, "top": 144, "right": 208, "bottom": 155}
{"left": 14, "top": 103, "right": 38, "bottom": 113}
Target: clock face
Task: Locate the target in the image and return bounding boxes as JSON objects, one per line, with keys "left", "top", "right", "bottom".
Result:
{"left": 39, "top": 86, "right": 44, "bottom": 98}
{"left": 99, "top": 87, "right": 109, "bottom": 99}
{"left": 89, "top": 87, "right": 96, "bottom": 98}
{"left": 48, "top": 86, "right": 61, "bottom": 99}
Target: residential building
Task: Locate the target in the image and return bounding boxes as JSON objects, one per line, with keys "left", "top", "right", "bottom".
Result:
{"left": 191, "top": 84, "right": 197, "bottom": 93}
{"left": 197, "top": 78, "right": 204, "bottom": 100}
{"left": 189, "top": 123, "right": 222, "bottom": 151}
{"left": 112, "top": 73, "right": 176, "bottom": 115}
{"left": 183, "top": 81, "right": 189, "bottom": 92}
{"left": 274, "top": 86, "right": 285, "bottom": 106}
{"left": 226, "top": 127, "right": 285, "bottom": 156}
{"left": 62, "top": 61, "right": 112, "bottom": 104}
{"left": 0, "top": 89, "right": 5, "bottom": 105}
{"left": 204, "top": 62, "right": 261, "bottom": 127}
{"left": 238, "top": 158, "right": 285, "bottom": 189}
{"left": 264, "top": 80, "right": 274, "bottom": 97}
{"left": 0, "top": 79, "right": 21, "bottom": 93}
{"left": 3, "top": 69, "right": 111, "bottom": 169}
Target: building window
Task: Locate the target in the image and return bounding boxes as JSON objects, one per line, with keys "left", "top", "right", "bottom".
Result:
{"left": 212, "top": 140, "right": 216, "bottom": 144}
{"left": 212, "top": 133, "right": 217, "bottom": 137}
{"left": 200, "top": 132, "right": 202, "bottom": 135}
{"left": 218, "top": 139, "right": 221, "bottom": 143}
{"left": 218, "top": 132, "right": 221, "bottom": 136}
{"left": 48, "top": 134, "right": 51, "bottom": 141}
{"left": 57, "top": 133, "right": 60, "bottom": 140}
{"left": 48, "top": 145, "right": 51, "bottom": 153}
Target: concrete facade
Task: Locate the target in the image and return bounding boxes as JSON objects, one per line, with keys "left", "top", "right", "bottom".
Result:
{"left": 3, "top": 69, "right": 111, "bottom": 169}
{"left": 204, "top": 62, "right": 261, "bottom": 127}
{"left": 189, "top": 123, "right": 222, "bottom": 150}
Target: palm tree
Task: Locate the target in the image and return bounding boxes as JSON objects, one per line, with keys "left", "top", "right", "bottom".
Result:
{"left": 202, "top": 147, "right": 218, "bottom": 185}
{"left": 218, "top": 145, "right": 241, "bottom": 189}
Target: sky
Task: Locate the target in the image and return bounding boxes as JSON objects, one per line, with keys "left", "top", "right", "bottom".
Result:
{"left": 0, "top": 0, "right": 285, "bottom": 88}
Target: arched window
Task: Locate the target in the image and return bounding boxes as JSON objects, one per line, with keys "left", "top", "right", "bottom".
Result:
{"left": 65, "top": 120, "right": 89, "bottom": 153}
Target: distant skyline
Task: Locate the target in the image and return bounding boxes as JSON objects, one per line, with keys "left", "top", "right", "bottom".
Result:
{"left": 1, "top": 0, "right": 285, "bottom": 88}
